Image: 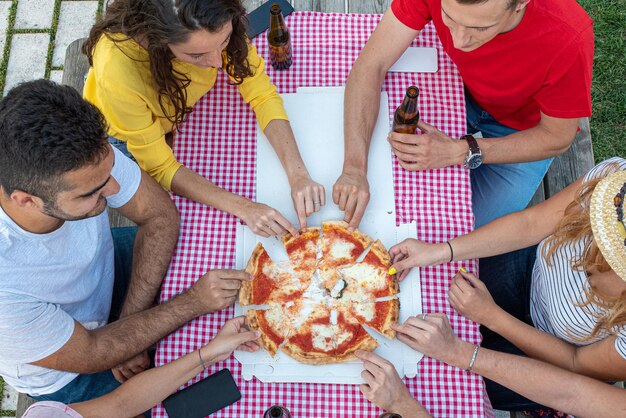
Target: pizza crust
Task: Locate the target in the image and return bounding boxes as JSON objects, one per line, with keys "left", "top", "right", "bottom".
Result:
{"left": 239, "top": 242, "right": 265, "bottom": 305}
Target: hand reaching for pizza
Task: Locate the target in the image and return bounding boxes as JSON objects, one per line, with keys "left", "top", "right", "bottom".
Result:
{"left": 239, "top": 200, "right": 298, "bottom": 238}
{"left": 355, "top": 350, "right": 424, "bottom": 415}
{"left": 332, "top": 167, "right": 370, "bottom": 230}
{"left": 191, "top": 269, "right": 252, "bottom": 313}
{"left": 392, "top": 313, "right": 465, "bottom": 366}
{"left": 448, "top": 270, "right": 500, "bottom": 328}
{"left": 389, "top": 239, "right": 452, "bottom": 280}
{"left": 289, "top": 174, "right": 326, "bottom": 231}
{"left": 201, "top": 316, "right": 261, "bottom": 364}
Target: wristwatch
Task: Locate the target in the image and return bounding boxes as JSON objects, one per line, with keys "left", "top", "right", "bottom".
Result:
{"left": 461, "top": 134, "right": 483, "bottom": 169}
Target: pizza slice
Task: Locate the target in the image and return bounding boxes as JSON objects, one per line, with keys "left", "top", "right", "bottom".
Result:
{"left": 281, "top": 227, "right": 320, "bottom": 278}
{"left": 331, "top": 310, "right": 378, "bottom": 361}
{"left": 339, "top": 240, "right": 399, "bottom": 299}
{"left": 240, "top": 243, "right": 308, "bottom": 306}
{"left": 319, "top": 221, "right": 373, "bottom": 289}
{"left": 281, "top": 301, "right": 340, "bottom": 364}
{"left": 245, "top": 301, "right": 303, "bottom": 357}
{"left": 337, "top": 298, "right": 399, "bottom": 339}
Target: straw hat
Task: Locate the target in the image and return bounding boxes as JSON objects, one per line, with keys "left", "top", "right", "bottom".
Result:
{"left": 590, "top": 169, "right": 626, "bottom": 281}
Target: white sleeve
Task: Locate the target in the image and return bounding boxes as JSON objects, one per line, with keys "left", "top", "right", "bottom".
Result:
{"left": 615, "top": 327, "right": 626, "bottom": 360}
{"left": 106, "top": 145, "right": 142, "bottom": 209}
{"left": 0, "top": 294, "right": 74, "bottom": 364}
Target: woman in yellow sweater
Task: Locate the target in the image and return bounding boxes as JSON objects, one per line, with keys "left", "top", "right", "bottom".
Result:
{"left": 83, "top": 0, "right": 324, "bottom": 237}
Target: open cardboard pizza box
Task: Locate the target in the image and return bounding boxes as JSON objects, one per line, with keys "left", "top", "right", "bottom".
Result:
{"left": 234, "top": 89, "right": 423, "bottom": 384}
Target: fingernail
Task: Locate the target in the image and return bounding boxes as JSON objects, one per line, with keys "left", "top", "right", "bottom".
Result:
{"left": 459, "top": 267, "right": 467, "bottom": 273}
{"left": 355, "top": 350, "right": 362, "bottom": 356}
{"left": 254, "top": 331, "right": 260, "bottom": 337}
{"left": 388, "top": 267, "right": 397, "bottom": 275}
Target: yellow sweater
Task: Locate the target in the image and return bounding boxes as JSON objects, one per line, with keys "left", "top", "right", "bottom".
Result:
{"left": 84, "top": 35, "right": 288, "bottom": 190}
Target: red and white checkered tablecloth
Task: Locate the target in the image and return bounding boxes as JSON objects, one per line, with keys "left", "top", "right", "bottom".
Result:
{"left": 155, "top": 11, "right": 489, "bottom": 417}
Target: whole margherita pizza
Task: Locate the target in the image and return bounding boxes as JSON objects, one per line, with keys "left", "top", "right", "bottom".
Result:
{"left": 239, "top": 221, "right": 399, "bottom": 364}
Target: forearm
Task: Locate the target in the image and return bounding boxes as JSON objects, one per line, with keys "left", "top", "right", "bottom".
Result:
{"left": 121, "top": 212, "right": 179, "bottom": 316}
{"left": 170, "top": 165, "right": 252, "bottom": 218}
{"left": 263, "top": 119, "right": 311, "bottom": 184}
{"left": 389, "top": 398, "right": 432, "bottom": 418}
{"left": 54, "top": 292, "right": 203, "bottom": 373}
{"left": 342, "top": 62, "right": 385, "bottom": 173}
{"left": 476, "top": 120, "right": 577, "bottom": 165}
{"left": 77, "top": 346, "right": 208, "bottom": 417}
{"left": 485, "top": 309, "right": 579, "bottom": 372}
{"left": 449, "top": 342, "right": 626, "bottom": 417}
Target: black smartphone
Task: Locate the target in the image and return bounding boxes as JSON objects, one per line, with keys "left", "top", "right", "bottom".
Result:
{"left": 162, "top": 369, "right": 241, "bottom": 418}
{"left": 245, "top": 0, "right": 295, "bottom": 39}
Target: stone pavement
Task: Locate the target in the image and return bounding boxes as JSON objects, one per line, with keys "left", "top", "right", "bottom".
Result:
{"left": 0, "top": 2, "right": 105, "bottom": 413}
{"left": 0, "top": 0, "right": 104, "bottom": 96}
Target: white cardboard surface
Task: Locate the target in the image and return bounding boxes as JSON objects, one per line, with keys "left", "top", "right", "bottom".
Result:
{"left": 389, "top": 47, "right": 438, "bottom": 73}
{"left": 234, "top": 90, "right": 423, "bottom": 384}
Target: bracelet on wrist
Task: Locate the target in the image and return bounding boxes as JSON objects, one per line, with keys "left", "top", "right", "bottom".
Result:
{"left": 465, "top": 344, "right": 479, "bottom": 373}
{"left": 446, "top": 241, "right": 454, "bottom": 263}
{"left": 198, "top": 349, "right": 208, "bottom": 369}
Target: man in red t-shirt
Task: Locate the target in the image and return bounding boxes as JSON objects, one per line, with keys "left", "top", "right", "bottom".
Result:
{"left": 333, "top": 0, "right": 593, "bottom": 228}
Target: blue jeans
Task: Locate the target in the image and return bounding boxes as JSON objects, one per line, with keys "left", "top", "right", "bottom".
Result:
{"left": 32, "top": 227, "right": 138, "bottom": 404}
{"left": 479, "top": 245, "right": 549, "bottom": 411}
{"left": 465, "top": 95, "right": 553, "bottom": 228}
{"left": 108, "top": 136, "right": 136, "bottom": 162}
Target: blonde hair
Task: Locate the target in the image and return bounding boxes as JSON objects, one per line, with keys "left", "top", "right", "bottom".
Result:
{"left": 543, "top": 163, "right": 626, "bottom": 341}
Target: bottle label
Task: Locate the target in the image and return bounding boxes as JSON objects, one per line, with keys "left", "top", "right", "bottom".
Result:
{"left": 269, "top": 43, "right": 292, "bottom": 70}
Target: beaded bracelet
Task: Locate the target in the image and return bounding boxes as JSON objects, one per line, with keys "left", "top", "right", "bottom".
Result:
{"left": 465, "top": 345, "right": 479, "bottom": 373}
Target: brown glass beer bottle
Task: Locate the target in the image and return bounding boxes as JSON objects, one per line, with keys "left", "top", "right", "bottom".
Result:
{"left": 392, "top": 86, "right": 420, "bottom": 134}
{"left": 268, "top": 3, "right": 292, "bottom": 70}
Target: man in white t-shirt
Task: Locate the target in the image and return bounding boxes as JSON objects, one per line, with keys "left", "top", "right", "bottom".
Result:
{"left": 0, "top": 80, "right": 253, "bottom": 403}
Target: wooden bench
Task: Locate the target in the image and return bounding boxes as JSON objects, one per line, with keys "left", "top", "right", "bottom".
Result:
{"left": 15, "top": 1, "right": 595, "bottom": 416}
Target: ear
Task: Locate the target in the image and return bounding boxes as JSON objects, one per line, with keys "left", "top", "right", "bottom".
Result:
{"left": 515, "top": 0, "right": 530, "bottom": 12}
{"left": 10, "top": 190, "right": 45, "bottom": 210}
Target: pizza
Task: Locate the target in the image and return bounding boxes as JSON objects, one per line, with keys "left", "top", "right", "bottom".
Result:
{"left": 240, "top": 221, "right": 399, "bottom": 364}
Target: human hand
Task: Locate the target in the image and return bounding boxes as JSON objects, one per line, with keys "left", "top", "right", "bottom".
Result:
{"left": 393, "top": 313, "right": 464, "bottom": 366}
{"left": 389, "top": 239, "right": 451, "bottom": 280}
{"left": 332, "top": 168, "right": 370, "bottom": 229}
{"left": 111, "top": 351, "right": 150, "bottom": 383}
{"left": 201, "top": 316, "right": 260, "bottom": 364}
{"left": 239, "top": 200, "right": 298, "bottom": 238}
{"left": 191, "top": 269, "right": 252, "bottom": 313}
{"left": 355, "top": 350, "right": 418, "bottom": 413}
{"left": 290, "top": 174, "right": 326, "bottom": 231}
{"left": 448, "top": 269, "right": 500, "bottom": 327}
{"left": 388, "top": 120, "right": 467, "bottom": 171}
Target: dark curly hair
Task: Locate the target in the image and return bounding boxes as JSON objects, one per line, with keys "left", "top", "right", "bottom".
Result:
{"left": 0, "top": 80, "right": 109, "bottom": 202}
{"left": 83, "top": 0, "right": 253, "bottom": 129}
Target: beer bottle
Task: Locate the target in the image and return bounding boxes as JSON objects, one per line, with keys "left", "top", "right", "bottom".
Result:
{"left": 392, "top": 86, "right": 420, "bottom": 134}
{"left": 268, "top": 3, "right": 293, "bottom": 70}
{"left": 263, "top": 405, "right": 293, "bottom": 418}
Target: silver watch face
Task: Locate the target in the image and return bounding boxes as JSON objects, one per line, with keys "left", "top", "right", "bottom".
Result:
{"left": 466, "top": 153, "right": 483, "bottom": 169}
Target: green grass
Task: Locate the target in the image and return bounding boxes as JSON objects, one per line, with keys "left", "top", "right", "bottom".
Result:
{"left": 578, "top": 0, "right": 626, "bottom": 162}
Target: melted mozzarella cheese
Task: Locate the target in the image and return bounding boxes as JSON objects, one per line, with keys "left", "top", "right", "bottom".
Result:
{"left": 311, "top": 324, "right": 335, "bottom": 351}
{"left": 341, "top": 263, "right": 385, "bottom": 290}
{"left": 329, "top": 240, "right": 355, "bottom": 259}
{"left": 353, "top": 302, "right": 375, "bottom": 322}
{"left": 265, "top": 306, "right": 287, "bottom": 337}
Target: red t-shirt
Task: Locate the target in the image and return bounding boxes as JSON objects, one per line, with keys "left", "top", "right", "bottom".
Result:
{"left": 391, "top": 0, "right": 594, "bottom": 130}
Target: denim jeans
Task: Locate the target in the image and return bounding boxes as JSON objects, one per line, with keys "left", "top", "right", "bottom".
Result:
{"left": 108, "top": 136, "right": 136, "bottom": 162}
{"left": 478, "top": 245, "right": 553, "bottom": 411}
{"left": 32, "top": 227, "right": 138, "bottom": 404}
{"left": 465, "top": 95, "right": 553, "bottom": 228}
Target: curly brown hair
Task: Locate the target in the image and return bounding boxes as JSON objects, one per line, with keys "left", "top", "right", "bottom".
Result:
{"left": 83, "top": 0, "right": 253, "bottom": 128}
{"left": 543, "top": 162, "right": 626, "bottom": 342}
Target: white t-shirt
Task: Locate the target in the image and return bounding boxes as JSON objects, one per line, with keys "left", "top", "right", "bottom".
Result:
{"left": 531, "top": 157, "right": 626, "bottom": 359}
{"left": 0, "top": 146, "right": 141, "bottom": 395}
